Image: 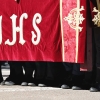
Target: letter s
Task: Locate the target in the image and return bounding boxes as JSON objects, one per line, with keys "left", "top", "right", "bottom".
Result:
{"left": 31, "top": 13, "right": 42, "bottom": 45}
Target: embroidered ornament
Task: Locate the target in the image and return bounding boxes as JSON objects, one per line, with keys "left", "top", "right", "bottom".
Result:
{"left": 64, "top": 6, "right": 85, "bottom": 32}
{"left": 92, "top": 7, "right": 100, "bottom": 27}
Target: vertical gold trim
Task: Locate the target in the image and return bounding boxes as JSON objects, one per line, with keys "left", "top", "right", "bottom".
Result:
{"left": 96, "top": 0, "right": 100, "bottom": 11}
{"left": 96, "top": 0, "right": 100, "bottom": 26}
{"left": 60, "top": 0, "right": 65, "bottom": 61}
{"left": 75, "top": 0, "right": 80, "bottom": 63}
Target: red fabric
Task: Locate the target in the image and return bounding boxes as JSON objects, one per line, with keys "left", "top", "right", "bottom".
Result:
{"left": 61, "top": 0, "right": 86, "bottom": 63}
{"left": 0, "top": 0, "right": 62, "bottom": 61}
{"left": 80, "top": 0, "right": 96, "bottom": 71}
{"left": 0, "top": 0, "right": 86, "bottom": 63}
{"left": 80, "top": 3, "right": 93, "bottom": 71}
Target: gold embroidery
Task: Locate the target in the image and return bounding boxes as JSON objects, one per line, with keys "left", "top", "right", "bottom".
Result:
{"left": 64, "top": 6, "right": 85, "bottom": 32}
{"left": 92, "top": 7, "right": 100, "bottom": 27}
{"left": 60, "top": 0, "right": 85, "bottom": 62}
{"left": 92, "top": 0, "right": 100, "bottom": 27}
{"left": 63, "top": 4, "right": 85, "bottom": 63}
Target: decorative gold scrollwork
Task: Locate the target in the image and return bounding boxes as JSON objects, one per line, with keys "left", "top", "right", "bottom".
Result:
{"left": 64, "top": 6, "right": 85, "bottom": 32}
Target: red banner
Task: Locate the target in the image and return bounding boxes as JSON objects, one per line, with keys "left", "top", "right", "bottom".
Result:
{"left": 0, "top": 0, "right": 62, "bottom": 61}
{"left": 60, "top": 0, "right": 86, "bottom": 63}
{"left": 0, "top": 0, "right": 87, "bottom": 63}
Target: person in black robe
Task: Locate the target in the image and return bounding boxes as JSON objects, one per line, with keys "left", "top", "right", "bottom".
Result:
{"left": 3, "top": 61, "right": 35, "bottom": 86}
{"left": 89, "top": 27, "right": 100, "bottom": 92}
{"left": 85, "top": 0, "right": 100, "bottom": 92}
{"left": 34, "top": 62, "right": 65, "bottom": 87}
{"left": 61, "top": 63, "right": 85, "bottom": 90}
